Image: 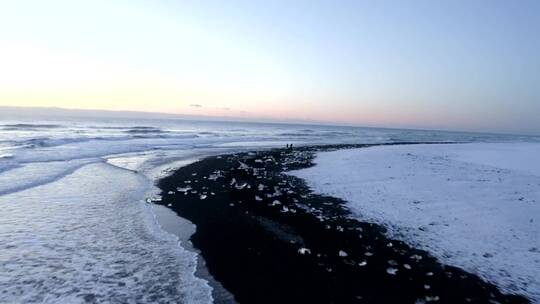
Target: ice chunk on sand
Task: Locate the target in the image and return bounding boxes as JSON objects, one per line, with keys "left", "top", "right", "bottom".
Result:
{"left": 298, "top": 248, "right": 311, "bottom": 255}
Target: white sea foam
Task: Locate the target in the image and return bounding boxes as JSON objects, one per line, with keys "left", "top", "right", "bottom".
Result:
{"left": 0, "top": 160, "right": 91, "bottom": 195}
{"left": 0, "top": 163, "right": 212, "bottom": 303}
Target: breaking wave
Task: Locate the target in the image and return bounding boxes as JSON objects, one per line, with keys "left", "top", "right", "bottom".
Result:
{"left": 1, "top": 123, "right": 63, "bottom": 130}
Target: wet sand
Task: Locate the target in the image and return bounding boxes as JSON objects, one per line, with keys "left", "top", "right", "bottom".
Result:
{"left": 157, "top": 144, "right": 529, "bottom": 303}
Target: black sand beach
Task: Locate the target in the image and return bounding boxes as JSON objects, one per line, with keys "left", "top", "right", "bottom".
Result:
{"left": 157, "top": 144, "right": 529, "bottom": 304}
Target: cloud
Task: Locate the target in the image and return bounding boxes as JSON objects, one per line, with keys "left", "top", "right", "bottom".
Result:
{"left": 189, "top": 104, "right": 203, "bottom": 108}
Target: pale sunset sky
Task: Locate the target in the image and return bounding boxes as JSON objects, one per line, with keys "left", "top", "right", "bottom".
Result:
{"left": 1, "top": 1, "right": 539, "bottom": 133}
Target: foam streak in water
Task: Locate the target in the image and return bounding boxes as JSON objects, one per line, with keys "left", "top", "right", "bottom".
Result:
{"left": 0, "top": 163, "right": 212, "bottom": 303}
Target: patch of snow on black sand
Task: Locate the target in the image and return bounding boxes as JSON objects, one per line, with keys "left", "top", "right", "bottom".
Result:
{"left": 290, "top": 143, "right": 540, "bottom": 302}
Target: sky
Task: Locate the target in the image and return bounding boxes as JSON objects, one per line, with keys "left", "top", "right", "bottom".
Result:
{"left": 0, "top": 0, "right": 539, "bottom": 134}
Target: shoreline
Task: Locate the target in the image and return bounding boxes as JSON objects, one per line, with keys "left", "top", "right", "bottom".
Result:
{"left": 150, "top": 204, "right": 235, "bottom": 303}
{"left": 157, "top": 143, "right": 529, "bottom": 303}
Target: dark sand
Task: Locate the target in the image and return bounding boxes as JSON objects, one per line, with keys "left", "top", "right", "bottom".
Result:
{"left": 157, "top": 144, "right": 529, "bottom": 304}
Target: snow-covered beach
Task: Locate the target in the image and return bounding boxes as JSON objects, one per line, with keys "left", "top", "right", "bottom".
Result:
{"left": 291, "top": 143, "right": 540, "bottom": 302}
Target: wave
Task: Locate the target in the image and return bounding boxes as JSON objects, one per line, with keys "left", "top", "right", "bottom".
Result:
{"left": 21, "top": 137, "right": 109, "bottom": 148}
{"left": 124, "top": 127, "right": 170, "bottom": 135}
{"left": 87, "top": 125, "right": 162, "bottom": 130}
{"left": 0, "top": 161, "right": 91, "bottom": 196}
{"left": 3, "top": 133, "right": 194, "bottom": 151}
{"left": 86, "top": 126, "right": 168, "bottom": 134}
{"left": 0, "top": 153, "right": 14, "bottom": 159}
{"left": 1, "top": 123, "right": 63, "bottom": 130}
{"left": 326, "top": 131, "right": 354, "bottom": 136}
{"left": 278, "top": 132, "right": 323, "bottom": 137}
{"left": 277, "top": 129, "right": 354, "bottom": 138}
{"left": 0, "top": 136, "right": 130, "bottom": 152}
{"left": 197, "top": 131, "right": 221, "bottom": 136}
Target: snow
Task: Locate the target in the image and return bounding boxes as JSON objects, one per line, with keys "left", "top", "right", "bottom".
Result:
{"left": 290, "top": 143, "right": 540, "bottom": 302}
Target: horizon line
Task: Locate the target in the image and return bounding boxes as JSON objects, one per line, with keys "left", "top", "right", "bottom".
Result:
{"left": 1, "top": 105, "right": 538, "bottom": 138}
